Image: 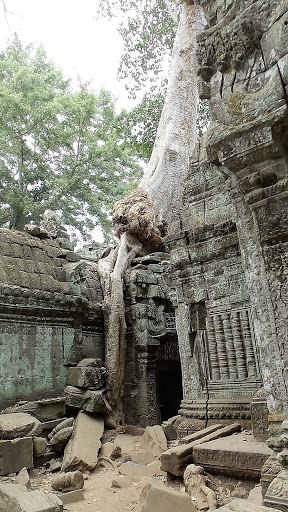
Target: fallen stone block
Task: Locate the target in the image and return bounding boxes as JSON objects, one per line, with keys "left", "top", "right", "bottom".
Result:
{"left": 112, "top": 475, "right": 135, "bottom": 488}
{"left": 77, "top": 358, "right": 102, "bottom": 367}
{"left": 140, "top": 425, "right": 167, "bottom": 458}
{"left": 136, "top": 478, "right": 197, "bottom": 512}
{"left": 48, "top": 418, "right": 74, "bottom": 440}
{"left": 15, "top": 468, "right": 30, "bottom": 489}
{"left": 0, "top": 482, "right": 63, "bottom": 511}
{"left": 0, "top": 414, "right": 40, "bottom": 440}
{"left": 213, "top": 498, "right": 282, "bottom": 512}
{"left": 51, "top": 471, "right": 84, "bottom": 491}
{"left": 33, "top": 437, "right": 47, "bottom": 458}
{"left": 132, "top": 450, "right": 156, "bottom": 465}
{"left": 193, "top": 432, "right": 272, "bottom": 479}
{"left": 180, "top": 424, "right": 223, "bottom": 445}
{"left": 124, "top": 425, "right": 145, "bottom": 436}
{"left": 160, "top": 423, "right": 241, "bottom": 477}
{"left": 49, "top": 426, "right": 74, "bottom": 452}
{"left": 0, "top": 437, "right": 33, "bottom": 475}
{"left": 62, "top": 412, "right": 104, "bottom": 472}
{"left": 67, "top": 365, "right": 106, "bottom": 389}
{"left": 162, "top": 420, "right": 177, "bottom": 441}
{"left": 81, "top": 389, "right": 110, "bottom": 413}
{"left": 64, "top": 387, "right": 84, "bottom": 409}
{"left": 4, "top": 398, "right": 66, "bottom": 422}
{"left": 57, "top": 489, "right": 84, "bottom": 505}
{"left": 119, "top": 460, "right": 163, "bottom": 480}
{"left": 34, "top": 452, "right": 57, "bottom": 468}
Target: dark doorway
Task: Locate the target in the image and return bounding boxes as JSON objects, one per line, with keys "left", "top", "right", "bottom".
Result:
{"left": 157, "top": 360, "right": 183, "bottom": 422}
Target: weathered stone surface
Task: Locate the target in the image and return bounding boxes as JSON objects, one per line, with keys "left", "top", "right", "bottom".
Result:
{"left": 162, "top": 419, "right": 177, "bottom": 441}
{"left": 161, "top": 424, "right": 241, "bottom": 477}
{"left": 124, "top": 425, "right": 145, "bottom": 436}
{"left": 61, "top": 412, "right": 104, "bottom": 472}
{"left": 181, "top": 424, "right": 223, "bottom": 445}
{"left": 0, "top": 482, "right": 63, "bottom": 511}
{"left": 119, "top": 461, "right": 163, "bottom": 479}
{"left": 49, "top": 426, "right": 74, "bottom": 452}
{"left": 193, "top": 433, "right": 273, "bottom": 480}
{"left": 0, "top": 437, "right": 33, "bottom": 475}
{"left": 48, "top": 418, "right": 74, "bottom": 440}
{"left": 112, "top": 476, "right": 135, "bottom": 488}
{"left": 15, "top": 468, "right": 30, "bottom": 489}
{"left": 33, "top": 437, "right": 47, "bottom": 458}
{"left": 140, "top": 426, "right": 167, "bottom": 458}
{"left": 57, "top": 489, "right": 84, "bottom": 505}
{"left": 136, "top": 478, "right": 197, "bottom": 512}
{"left": 184, "top": 464, "right": 217, "bottom": 511}
{"left": 251, "top": 389, "right": 269, "bottom": 442}
{"left": 66, "top": 365, "right": 106, "bottom": 389}
{"left": 0, "top": 414, "right": 40, "bottom": 440}
{"left": 51, "top": 471, "right": 84, "bottom": 492}
{"left": 214, "top": 498, "right": 282, "bottom": 512}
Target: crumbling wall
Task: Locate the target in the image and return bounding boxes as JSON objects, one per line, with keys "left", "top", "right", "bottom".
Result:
{"left": 0, "top": 229, "right": 104, "bottom": 409}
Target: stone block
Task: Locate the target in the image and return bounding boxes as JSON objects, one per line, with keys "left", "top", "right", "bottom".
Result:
{"left": 193, "top": 432, "right": 273, "bottom": 480}
{"left": 64, "top": 387, "right": 84, "bottom": 409}
{"left": 119, "top": 460, "right": 163, "bottom": 480}
{"left": 61, "top": 412, "right": 104, "bottom": 472}
{"left": 136, "top": 478, "right": 197, "bottom": 512}
{"left": 181, "top": 424, "right": 223, "bottom": 445}
{"left": 33, "top": 438, "right": 47, "bottom": 458}
{"left": 0, "top": 437, "right": 33, "bottom": 475}
{"left": 140, "top": 426, "right": 167, "bottom": 458}
{"left": 0, "top": 482, "right": 63, "bottom": 511}
{"left": 0, "top": 414, "right": 40, "bottom": 440}
{"left": 162, "top": 421, "right": 177, "bottom": 441}
{"left": 214, "top": 498, "right": 282, "bottom": 512}
{"left": 66, "top": 365, "right": 106, "bottom": 389}
{"left": 57, "top": 489, "right": 84, "bottom": 505}
{"left": 81, "top": 390, "right": 110, "bottom": 413}
{"left": 112, "top": 476, "right": 135, "bottom": 488}
{"left": 160, "top": 424, "right": 241, "bottom": 477}
{"left": 124, "top": 425, "right": 145, "bottom": 436}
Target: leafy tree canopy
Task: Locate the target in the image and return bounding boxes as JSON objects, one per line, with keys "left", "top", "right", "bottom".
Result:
{"left": 97, "top": 0, "right": 210, "bottom": 162}
{"left": 0, "top": 36, "right": 141, "bottom": 240}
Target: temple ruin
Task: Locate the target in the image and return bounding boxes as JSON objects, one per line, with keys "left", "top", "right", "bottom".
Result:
{"left": 0, "top": 0, "right": 288, "bottom": 510}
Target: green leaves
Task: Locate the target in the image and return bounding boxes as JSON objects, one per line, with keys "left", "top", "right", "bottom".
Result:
{"left": 0, "top": 36, "right": 141, "bottom": 240}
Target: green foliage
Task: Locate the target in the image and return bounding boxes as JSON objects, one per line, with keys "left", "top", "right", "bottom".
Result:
{"left": 97, "top": 0, "right": 179, "bottom": 98}
{"left": 97, "top": 0, "right": 211, "bottom": 161}
{"left": 0, "top": 36, "right": 141, "bottom": 239}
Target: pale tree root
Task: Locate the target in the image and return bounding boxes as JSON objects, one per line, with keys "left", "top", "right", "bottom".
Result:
{"left": 98, "top": 189, "right": 167, "bottom": 423}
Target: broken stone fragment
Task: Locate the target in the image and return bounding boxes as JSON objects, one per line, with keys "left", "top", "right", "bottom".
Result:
{"left": 33, "top": 437, "right": 47, "bottom": 458}
{"left": 51, "top": 471, "right": 84, "bottom": 492}
{"left": 61, "top": 412, "right": 104, "bottom": 472}
{"left": 66, "top": 365, "right": 107, "bottom": 389}
{"left": 161, "top": 424, "right": 241, "bottom": 477}
{"left": 49, "top": 426, "right": 74, "bottom": 452}
{"left": 119, "top": 460, "right": 163, "bottom": 480}
{"left": 137, "top": 478, "right": 197, "bottom": 512}
{"left": 112, "top": 475, "right": 135, "bottom": 488}
{"left": 48, "top": 418, "right": 74, "bottom": 440}
{"left": 64, "top": 387, "right": 84, "bottom": 409}
{"left": 140, "top": 425, "right": 167, "bottom": 458}
{"left": 15, "top": 468, "right": 30, "bottom": 489}
{"left": 0, "top": 482, "right": 63, "bottom": 511}
{"left": 0, "top": 413, "right": 40, "bottom": 440}
{"left": 161, "top": 419, "right": 178, "bottom": 441}
{"left": 81, "top": 389, "right": 110, "bottom": 414}
{"left": 214, "top": 498, "right": 282, "bottom": 512}
{"left": 0, "top": 438, "right": 33, "bottom": 475}
{"left": 57, "top": 489, "right": 84, "bottom": 505}
{"left": 77, "top": 358, "right": 102, "bottom": 367}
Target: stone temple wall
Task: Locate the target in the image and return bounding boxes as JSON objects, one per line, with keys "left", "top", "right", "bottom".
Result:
{"left": 0, "top": 229, "right": 104, "bottom": 410}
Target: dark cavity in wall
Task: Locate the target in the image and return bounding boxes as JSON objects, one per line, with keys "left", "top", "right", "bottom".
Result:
{"left": 156, "top": 360, "right": 183, "bottom": 422}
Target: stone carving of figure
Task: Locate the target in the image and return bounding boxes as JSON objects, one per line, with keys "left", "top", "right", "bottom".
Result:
{"left": 183, "top": 463, "right": 217, "bottom": 511}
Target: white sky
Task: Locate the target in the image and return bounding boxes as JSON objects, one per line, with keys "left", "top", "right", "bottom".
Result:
{"left": 0, "top": 0, "right": 132, "bottom": 109}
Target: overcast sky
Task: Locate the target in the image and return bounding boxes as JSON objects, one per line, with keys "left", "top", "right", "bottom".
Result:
{"left": 0, "top": 0, "right": 131, "bottom": 109}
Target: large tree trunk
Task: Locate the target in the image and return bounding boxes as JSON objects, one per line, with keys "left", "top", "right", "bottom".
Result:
{"left": 98, "top": 2, "right": 205, "bottom": 422}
